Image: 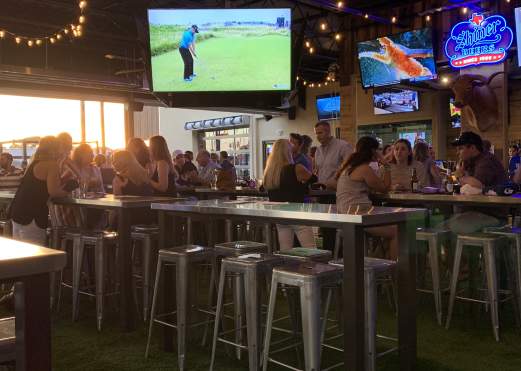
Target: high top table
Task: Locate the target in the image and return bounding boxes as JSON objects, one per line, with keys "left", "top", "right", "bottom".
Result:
{"left": 51, "top": 194, "right": 185, "bottom": 331}
{"left": 151, "top": 199, "right": 426, "bottom": 371}
{"left": 0, "top": 237, "right": 66, "bottom": 371}
{"left": 374, "top": 192, "right": 521, "bottom": 208}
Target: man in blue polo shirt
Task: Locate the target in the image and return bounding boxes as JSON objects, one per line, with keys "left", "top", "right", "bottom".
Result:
{"left": 179, "top": 25, "right": 199, "bottom": 82}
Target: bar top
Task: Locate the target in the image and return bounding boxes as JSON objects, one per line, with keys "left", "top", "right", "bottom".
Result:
{"left": 52, "top": 194, "right": 185, "bottom": 209}
{"left": 0, "top": 237, "right": 66, "bottom": 280}
{"left": 0, "top": 190, "right": 16, "bottom": 200}
{"left": 375, "top": 192, "right": 521, "bottom": 206}
{"left": 151, "top": 199, "right": 425, "bottom": 226}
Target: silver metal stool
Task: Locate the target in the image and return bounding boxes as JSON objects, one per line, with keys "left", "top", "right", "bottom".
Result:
{"left": 70, "top": 230, "right": 119, "bottom": 331}
{"left": 416, "top": 228, "right": 451, "bottom": 325}
{"left": 446, "top": 233, "right": 512, "bottom": 341}
{"left": 209, "top": 254, "right": 284, "bottom": 371}
{"left": 262, "top": 262, "right": 343, "bottom": 371}
{"left": 275, "top": 247, "right": 332, "bottom": 263}
{"left": 0, "top": 316, "right": 15, "bottom": 363}
{"left": 484, "top": 225, "right": 521, "bottom": 322}
{"left": 328, "top": 258, "right": 397, "bottom": 371}
{"left": 131, "top": 224, "right": 159, "bottom": 322}
{"left": 145, "top": 245, "right": 215, "bottom": 371}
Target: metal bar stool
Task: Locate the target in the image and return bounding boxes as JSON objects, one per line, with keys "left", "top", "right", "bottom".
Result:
{"left": 446, "top": 233, "right": 513, "bottom": 341}
{"left": 131, "top": 224, "right": 159, "bottom": 322}
{"left": 209, "top": 254, "right": 285, "bottom": 371}
{"left": 275, "top": 247, "right": 332, "bottom": 263}
{"left": 262, "top": 262, "right": 343, "bottom": 371}
{"left": 145, "top": 245, "right": 215, "bottom": 371}
{"left": 213, "top": 241, "right": 268, "bottom": 360}
{"left": 70, "top": 230, "right": 119, "bottom": 331}
{"left": 328, "top": 258, "right": 397, "bottom": 371}
{"left": 416, "top": 228, "right": 451, "bottom": 325}
{"left": 484, "top": 225, "right": 521, "bottom": 323}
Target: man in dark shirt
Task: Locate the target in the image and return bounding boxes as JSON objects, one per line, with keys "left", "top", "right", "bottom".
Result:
{"left": 443, "top": 132, "right": 507, "bottom": 233}
{"left": 182, "top": 150, "right": 197, "bottom": 175}
{"left": 509, "top": 145, "right": 521, "bottom": 178}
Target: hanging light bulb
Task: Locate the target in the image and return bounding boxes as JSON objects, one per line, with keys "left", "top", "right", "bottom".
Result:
{"left": 337, "top": 1, "right": 344, "bottom": 8}
{"left": 426, "top": 15, "right": 431, "bottom": 22}
{"left": 50, "top": 37, "right": 56, "bottom": 44}
{"left": 79, "top": 1, "right": 87, "bottom": 9}
{"left": 305, "top": 41, "right": 310, "bottom": 48}
{"left": 79, "top": 15, "right": 86, "bottom": 24}
{"left": 335, "top": 33, "right": 341, "bottom": 41}
{"left": 318, "top": 83, "right": 322, "bottom": 88}
{"left": 64, "top": 29, "right": 69, "bottom": 34}
{"left": 35, "top": 39, "right": 42, "bottom": 46}
{"left": 0, "top": 31, "right": 4, "bottom": 38}
{"left": 391, "top": 16, "right": 397, "bottom": 23}
{"left": 325, "top": 82, "right": 328, "bottom": 86}
{"left": 56, "top": 34, "right": 62, "bottom": 40}
{"left": 462, "top": 7, "right": 468, "bottom": 14}
{"left": 309, "top": 47, "right": 314, "bottom": 54}
{"left": 15, "top": 37, "right": 21, "bottom": 44}
{"left": 71, "top": 24, "right": 76, "bottom": 30}
{"left": 320, "top": 23, "right": 327, "bottom": 31}
{"left": 364, "top": 14, "right": 369, "bottom": 19}
{"left": 27, "top": 40, "right": 33, "bottom": 47}
{"left": 303, "top": 81, "right": 307, "bottom": 86}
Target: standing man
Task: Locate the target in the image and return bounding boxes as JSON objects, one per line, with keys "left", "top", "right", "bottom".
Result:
{"left": 313, "top": 121, "right": 352, "bottom": 254}
{"left": 179, "top": 25, "right": 199, "bottom": 82}
{"left": 313, "top": 121, "right": 353, "bottom": 189}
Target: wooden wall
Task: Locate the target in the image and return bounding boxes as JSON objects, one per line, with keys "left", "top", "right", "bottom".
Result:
{"left": 133, "top": 106, "right": 160, "bottom": 140}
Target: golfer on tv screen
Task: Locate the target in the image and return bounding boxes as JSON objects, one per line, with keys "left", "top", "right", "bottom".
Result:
{"left": 179, "top": 25, "right": 199, "bottom": 82}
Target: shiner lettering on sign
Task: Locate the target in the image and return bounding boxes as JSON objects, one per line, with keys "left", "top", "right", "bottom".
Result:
{"left": 445, "top": 13, "right": 513, "bottom": 69}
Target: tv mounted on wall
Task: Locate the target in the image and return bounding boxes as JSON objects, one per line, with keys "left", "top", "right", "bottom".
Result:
{"left": 373, "top": 88, "right": 419, "bottom": 115}
{"left": 357, "top": 28, "right": 437, "bottom": 88}
{"left": 316, "top": 94, "right": 340, "bottom": 121}
{"left": 147, "top": 8, "right": 291, "bottom": 93}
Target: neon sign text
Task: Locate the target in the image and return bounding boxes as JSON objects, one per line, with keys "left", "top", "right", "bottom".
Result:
{"left": 445, "top": 13, "right": 513, "bottom": 68}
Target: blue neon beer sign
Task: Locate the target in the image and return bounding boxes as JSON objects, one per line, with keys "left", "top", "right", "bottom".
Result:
{"left": 445, "top": 13, "right": 513, "bottom": 68}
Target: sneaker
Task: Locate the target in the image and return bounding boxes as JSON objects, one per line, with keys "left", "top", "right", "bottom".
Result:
{"left": 184, "top": 77, "right": 193, "bottom": 82}
{"left": 190, "top": 73, "right": 197, "bottom": 78}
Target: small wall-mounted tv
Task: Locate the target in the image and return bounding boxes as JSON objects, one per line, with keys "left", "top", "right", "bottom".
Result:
{"left": 450, "top": 98, "right": 461, "bottom": 128}
{"left": 357, "top": 28, "right": 437, "bottom": 88}
{"left": 399, "top": 131, "right": 426, "bottom": 145}
{"left": 148, "top": 8, "right": 291, "bottom": 92}
{"left": 316, "top": 94, "right": 340, "bottom": 121}
{"left": 373, "top": 89, "right": 419, "bottom": 115}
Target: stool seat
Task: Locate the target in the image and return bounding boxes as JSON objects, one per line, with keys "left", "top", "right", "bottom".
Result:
{"left": 81, "top": 230, "right": 118, "bottom": 243}
{"left": 485, "top": 226, "right": 521, "bottom": 235}
{"left": 330, "top": 257, "right": 396, "bottom": 274}
{"left": 416, "top": 228, "right": 451, "bottom": 239}
{"left": 458, "top": 232, "right": 508, "bottom": 242}
{"left": 132, "top": 224, "right": 160, "bottom": 233}
{"left": 275, "top": 247, "right": 332, "bottom": 262}
{"left": 273, "top": 261, "right": 341, "bottom": 278}
{"left": 159, "top": 245, "right": 212, "bottom": 259}
{"left": 225, "top": 253, "right": 284, "bottom": 268}
{"left": 214, "top": 241, "right": 267, "bottom": 256}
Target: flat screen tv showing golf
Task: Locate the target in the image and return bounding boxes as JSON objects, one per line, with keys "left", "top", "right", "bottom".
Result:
{"left": 357, "top": 28, "right": 437, "bottom": 88}
{"left": 147, "top": 8, "right": 292, "bottom": 92}
{"left": 373, "top": 89, "right": 419, "bottom": 114}
{"left": 316, "top": 94, "right": 340, "bottom": 121}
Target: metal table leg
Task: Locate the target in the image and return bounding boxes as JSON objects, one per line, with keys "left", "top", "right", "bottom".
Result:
{"left": 117, "top": 209, "right": 134, "bottom": 331}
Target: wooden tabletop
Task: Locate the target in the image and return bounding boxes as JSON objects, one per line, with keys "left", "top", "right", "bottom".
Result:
{"left": 0, "top": 237, "right": 66, "bottom": 280}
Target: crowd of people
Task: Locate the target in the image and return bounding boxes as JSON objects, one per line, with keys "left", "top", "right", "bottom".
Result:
{"left": 5, "top": 122, "right": 514, "bottom": 256}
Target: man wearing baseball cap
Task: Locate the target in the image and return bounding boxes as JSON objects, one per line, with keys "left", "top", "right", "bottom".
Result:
{"left": 442, "top": 131, "right": 507, "bottom": 233}
{"left": 179, "top": 25, "right": 199, "bottom": 82}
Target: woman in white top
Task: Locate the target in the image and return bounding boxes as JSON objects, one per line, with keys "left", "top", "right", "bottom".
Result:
{"left": 413, "top": 141, "right": 441, "bottom": 188}
{"left": 336, "top": 136, "right": 399, "bottom": 259}
{"left": 387, "top": 139, "right": 423, "bottom": 191}
{"left": 71, "top": 144, "right": 104, "bottom": 193}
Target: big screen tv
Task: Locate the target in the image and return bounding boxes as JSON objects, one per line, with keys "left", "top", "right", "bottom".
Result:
{"left": 357, "top": 28, "right": 437, "bottom": 88}
{"left": 373, "top": 89, "right": 419, "bottom": 115}
{"left": 148, "top": 8, "right": 291, "bottom": 92}
{"left": 316, "top": 94, "right": 340, "bottom": 121}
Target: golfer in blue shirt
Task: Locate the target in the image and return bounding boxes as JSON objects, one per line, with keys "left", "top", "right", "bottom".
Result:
{"left": 179, "top": 25, "right": 198, "bottom": 82}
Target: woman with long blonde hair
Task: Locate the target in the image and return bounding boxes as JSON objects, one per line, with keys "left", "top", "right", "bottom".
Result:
{"left": 263, "top": 139, "right": 317, "bottom": 250}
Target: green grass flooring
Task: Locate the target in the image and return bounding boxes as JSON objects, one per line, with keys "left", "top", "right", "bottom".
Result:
{"left": 2, "top": 289, "right": 521, "bottom": 370}
{"left": 150, "top": 35, "right": 291, "bottom": 92}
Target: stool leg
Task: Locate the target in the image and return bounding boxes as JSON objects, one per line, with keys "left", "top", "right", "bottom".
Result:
{"left": 209, "top": 264, "right": 227, "bottom": 371}
{"left": 186, "top": 217, "right": 193, "bottom": 245}
{"left": 95, "top": 239, "right": 105, "bottom": 332}
{"left": 264, "top": 223, "right": 273, "bottom": 254}
{"left": 142, "top": 237, "right": 153, "bottom": 322}
{"left": 446, "top": 239, "right": 463, "bottom": 330}
{"left": 145, "top": 258, "right": 163, "bottom": 359}
{"left": 483, "top": 243, "right": 500, "bottom": 342}
{"left": 176, "top": 257, "right": 189, "bottom": 371}
{"left": 202, "top": 257, "right": 218, "bottom": 347}
{"left": 244, "top": 269, "right": 260, "bottom": 371}
{"left": 72, "top": 238, "right": 84, "bottom": 322}
{"left": 365, "top": 270, "right": 377, "bottom": 371}
{"left": 262, "top": 275, "right": 278, "bottom": 371}
{"left": 300, "top": 281, "right": 321, "bottom": 371}
{"left": 233, "top": 273, "right": 244, "bottom": 360}
{"left": 428, "top": 236, "right": 443, "bottom": 326}
{"left": 333, "top": 229, "right": 341, "bottom": 260}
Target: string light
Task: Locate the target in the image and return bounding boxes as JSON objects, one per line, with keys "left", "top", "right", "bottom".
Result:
{"left": 441, "top": 76, "right": 450, "bottom": 84}
{"left": 320, "top": 23, "right": 327, "bottom": 31}
{"left": 303, "top": 81, "right": 307, "bottom": 86}
{"left": 0, "top": 0, "right": 86, "bottom": 47}
{"left": 337, "top": 1, "right": 344, "bottom": 8}
{"left": 335, "top": 33, "right": 341, "bottom": 41}
{"left": 318, "top": 83, "right": 322, "bottom": 88}
{"left": 462, "top": 7, "right": 468, "bottom": 14}
{"left": 364, "top": 14, "right": 369, "bottom": 19}
{"left": 305, "top": 41, "right": 310, "bottom": 48}
{"left": 391, "top": 16, "right": 397, "bottom": 23}
{"left": 426, "top": 15, "right": 431, "bottom": 22}
{"left": 309, "top": 47, "right": 314, "bottom": 54}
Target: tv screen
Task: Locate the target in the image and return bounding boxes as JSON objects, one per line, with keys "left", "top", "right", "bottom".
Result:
{"left": 147, "top": 8, "right": 291, "bottom": 92}
{"left": 357, "top": 28, "right": 437, "bottom": 88}
{"left": 316, "top": 94, "right": 340, "bottom": 121}
{"left": 373, "top": 89, "right": 419, "bottom": 115}
{"left": 399, "top": 131, "right": 426, "bottom": 145}
{"left": 450, "top": 98, "right": 461, "bottom": 128}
